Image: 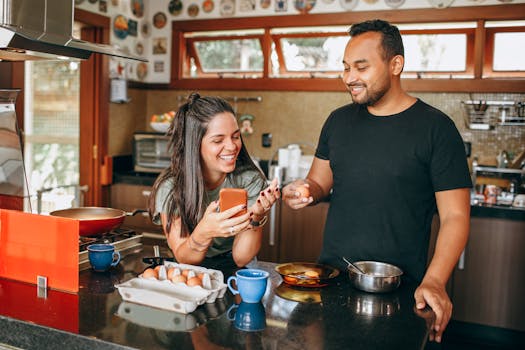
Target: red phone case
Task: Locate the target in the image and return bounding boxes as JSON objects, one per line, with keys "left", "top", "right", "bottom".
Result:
{"left": 219, "top": 188, "right": 247, "bottom": 217}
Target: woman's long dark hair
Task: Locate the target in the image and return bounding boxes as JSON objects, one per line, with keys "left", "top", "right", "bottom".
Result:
{"left": 148, "top": 92, "right": 264, "bottom": 236}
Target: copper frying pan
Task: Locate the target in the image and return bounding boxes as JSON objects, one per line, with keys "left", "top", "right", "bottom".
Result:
{"left": 49, "top": 207, "right": 146, "bottom": 236}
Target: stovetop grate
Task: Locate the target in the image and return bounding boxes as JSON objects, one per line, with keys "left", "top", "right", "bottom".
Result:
{"left": 78, "top": 228, "right": 138, "bottom": 252}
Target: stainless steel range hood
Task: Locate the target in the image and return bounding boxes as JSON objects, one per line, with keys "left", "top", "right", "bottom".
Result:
{"left": 0, "top": 0, "right": 145, "bottom": 61}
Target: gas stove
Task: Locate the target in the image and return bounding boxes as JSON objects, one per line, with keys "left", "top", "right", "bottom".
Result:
{"left": 79, "top": 228, "right": 143, "bottom": 271}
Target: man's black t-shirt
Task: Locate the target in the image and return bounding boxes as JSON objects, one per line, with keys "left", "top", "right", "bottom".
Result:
{"left": 315, "top": 99, "right": 472, "bottom": 281}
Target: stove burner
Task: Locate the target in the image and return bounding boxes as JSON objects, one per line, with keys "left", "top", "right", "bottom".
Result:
{"left": 78, "top": 228, "right": 138, "bottom": 252}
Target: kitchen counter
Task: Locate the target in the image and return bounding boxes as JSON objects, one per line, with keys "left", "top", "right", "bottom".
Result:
{"left": 0, "top": 242, "right": 432, "bottom": 350}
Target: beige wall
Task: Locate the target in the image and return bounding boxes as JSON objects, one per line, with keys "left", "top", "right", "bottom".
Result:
{"left": 109, "top": 89, "right": 525, "bottom": 168}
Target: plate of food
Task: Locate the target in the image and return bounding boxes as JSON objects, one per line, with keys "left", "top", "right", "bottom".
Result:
{"left": 275, "top": 262, "right": 339, "bottom": 287}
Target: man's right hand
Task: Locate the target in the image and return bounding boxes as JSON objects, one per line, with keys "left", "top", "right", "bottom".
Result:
{"left": 282, "top": 180, "right": 314, "bottom": 210}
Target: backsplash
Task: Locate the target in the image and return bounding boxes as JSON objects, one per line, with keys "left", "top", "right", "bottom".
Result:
{"left": 110, "top": 89, "right": 524, "bottom": 169}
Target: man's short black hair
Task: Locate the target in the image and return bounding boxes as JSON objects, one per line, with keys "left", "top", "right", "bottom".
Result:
{"left": 348, "top": 19, "right": 404, "bottom": 61}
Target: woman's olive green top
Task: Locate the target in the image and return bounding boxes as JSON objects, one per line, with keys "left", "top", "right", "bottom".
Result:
{"left": 153, "top": 170, "right": 266, "bottom": 257}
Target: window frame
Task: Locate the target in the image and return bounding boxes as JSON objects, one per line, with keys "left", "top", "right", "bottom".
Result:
{"left": 169, "top": 4, "right": 525, "bottom": 92}
{"left": 483, "top": 26, "right": 525, "bottom": 78}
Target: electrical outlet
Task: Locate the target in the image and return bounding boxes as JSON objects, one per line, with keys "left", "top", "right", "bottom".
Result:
{"left": 262, "top": 133, "right": 272, "bottom": 148}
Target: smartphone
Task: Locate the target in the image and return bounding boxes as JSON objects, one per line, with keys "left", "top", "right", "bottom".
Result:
{"left": 219, "top": 188, "right": 248, "bottom": 217}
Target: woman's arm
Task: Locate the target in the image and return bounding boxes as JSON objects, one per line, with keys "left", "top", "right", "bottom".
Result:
{"left": 231, "top": 178, "right": 280, "bottom": 266}
{"left": 161, "top": 201, "right": 252, "bottom": 265}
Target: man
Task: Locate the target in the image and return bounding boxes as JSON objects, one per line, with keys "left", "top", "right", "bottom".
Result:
{"left": 282, "top": 19, "right": 471, "bottom": 343}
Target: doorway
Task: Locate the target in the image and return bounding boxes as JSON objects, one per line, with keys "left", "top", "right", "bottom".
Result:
{"left": 23, "top": 60, "right": 83, "bottom": 214}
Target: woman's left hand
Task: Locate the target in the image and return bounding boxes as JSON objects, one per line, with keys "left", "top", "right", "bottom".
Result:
{"left": 249, "top": 178, "right": 280, "bottom": 222}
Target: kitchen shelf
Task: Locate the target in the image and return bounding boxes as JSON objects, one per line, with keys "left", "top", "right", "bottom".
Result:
{"left": 461, "top": 100, "right": 524, "bottom": 130}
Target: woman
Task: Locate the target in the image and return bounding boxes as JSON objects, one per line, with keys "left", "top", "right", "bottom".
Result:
{"left": 149, "top": 93, "right": 279, "bottom": 269}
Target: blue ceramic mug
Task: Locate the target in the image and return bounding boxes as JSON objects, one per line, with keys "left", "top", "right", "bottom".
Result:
{"left": 227, "top": 301, "right": 266, "bottom": 332}
{"left": 87, "top": 244, "right": 121, "bottom": 272}
{"left": 227, "top": 269, "right": 269, "bottom": 303}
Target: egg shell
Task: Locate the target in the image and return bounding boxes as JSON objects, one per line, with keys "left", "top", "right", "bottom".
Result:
{"left": 187, "top": 276, "right": 202, "bottom": 287}
{"left": 170, "top": 274, "right": 187, "bottom": 284}
{"left": 142, "top": 268, "right": 158, "bottom": 279}
{"left": 296, "top": 185, "right": 310, "bottom": 198}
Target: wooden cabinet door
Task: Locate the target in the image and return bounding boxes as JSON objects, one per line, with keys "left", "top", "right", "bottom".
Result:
{"left": 278, "top": 202, "right": 329, "bottom": 263}
{"left": 110, "top": 183, "right": 162, "bottom": 233}
{"left": 257, "top": 201, "right": 282, "bottom": 263}
{"left": 452, "top": 217, "right": 525, "bottom": 331}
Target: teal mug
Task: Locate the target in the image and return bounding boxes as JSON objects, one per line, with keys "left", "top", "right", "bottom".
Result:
{"left": 227, "top": 301, "right": 266, "bottom": 332}
{"left": 87, "top": 244, "right": 121, "bottom": 272}
{"left": 227, "top": 269, "right": 269, "bottom": 303}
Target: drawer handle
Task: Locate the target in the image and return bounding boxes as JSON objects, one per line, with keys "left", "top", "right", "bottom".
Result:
{"left": 142, "top": 190, "right": 151, "bottom": 197}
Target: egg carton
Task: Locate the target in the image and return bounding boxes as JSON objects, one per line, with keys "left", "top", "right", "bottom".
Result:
{"left": 115, "top": 263, "right": 227, "bottom": 314}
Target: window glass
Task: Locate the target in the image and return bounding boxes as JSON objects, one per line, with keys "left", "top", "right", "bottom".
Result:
{"left": 493, "top": 32, "right": 525, "bottom": 71}
{"left": 24, "top": 60, "right": 80, "bottom": 213}
{"left": 279, "top": 36, "right": 347, "bottom": 72}
{"left": 402, "top": 34, "right": 467, "bottom": 72}
{"left": 194, "top": 39, "right": 263, "bottom": 72}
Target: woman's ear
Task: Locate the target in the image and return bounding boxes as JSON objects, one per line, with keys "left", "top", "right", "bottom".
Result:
{"left": 391, "top": 55, "right": 404, "bottom": 76}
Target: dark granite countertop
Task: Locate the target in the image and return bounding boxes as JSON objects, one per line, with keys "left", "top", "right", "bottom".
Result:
{"left": 0, "top": 242, "right": 432, "bottom": 350}
{"left": 470, "top": 202, "right": 525, "bottom": 221}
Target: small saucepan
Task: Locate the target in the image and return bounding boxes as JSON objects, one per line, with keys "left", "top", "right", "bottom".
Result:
{"left": 50, "top": 207, "right": 147, "bottom": 236}
{"left": 345, "top": 260, "right": 403, "bottom": 293}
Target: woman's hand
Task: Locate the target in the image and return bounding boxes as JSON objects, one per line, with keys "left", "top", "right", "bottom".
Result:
{"left": 249, "top": 178, "right": 280, "bottom": 223}
{"left": 194, "top": 200, "right": 252, "bottom": 240}
{"left": 282, "top": 180, "right": 314, "bottom": 209}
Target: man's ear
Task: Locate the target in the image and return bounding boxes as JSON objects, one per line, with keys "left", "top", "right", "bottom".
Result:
{"left": 391, "top": 55, "right": 404, "bottom": 76}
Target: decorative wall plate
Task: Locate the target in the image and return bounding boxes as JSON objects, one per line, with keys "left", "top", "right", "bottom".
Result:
{"left": 362, "top": 0, "right": 378, "bottom": 3}
{"left": 137, "top": 62, "right": 148, "bottom": 80}
{"left": 260, "top": 0, "right": 271, "bottom": 9}
{"left": 113, "top": 15, "right": 129, "bottom": 39}
{"left": 141, "top": 21, "right": 151, "bottom": 38}
{"left": 203, "top": 0, "right": 215, "bottom": 13}
{"left": 135, "top": 41, "right": 144, "bottom": 55}
{"left": 322, "top": 0, "right": 336, "bottom": 4}
{"left": 187, "top": 3, "right": 199, "bottom": 17}
{"left": 220, "top": 0, "right": 236, "bottom": 16}
{"left": 153, "top": 12, "right": 167, "bottom": 29}
{"left": 384, "top": 0, "right": 404, "bottom": 8}
{"left": 427, "top": 0, "right": 454, "bottom": 8}
{"left": 295, "top": 0, "right": 317, "bottom": 14}
{"left": 240, "top": 0, "right": 256, "bottom": 12}
{"left": 131, "top": 0, "right": 144, "bottom": 18}
{"left": 168, "top": 0, "right": 183, "bottom": 16}
{"left": 339, "top": 0, "right": 358, "bottom": 10}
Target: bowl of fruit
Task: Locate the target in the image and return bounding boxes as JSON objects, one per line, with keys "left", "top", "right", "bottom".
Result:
{"left": 150, "top": 111, "right": 175, "bottom": 133}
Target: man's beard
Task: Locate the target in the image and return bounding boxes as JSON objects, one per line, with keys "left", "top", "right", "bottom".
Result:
{"left": 348, "top": 80, "right": 390, "bottom": 106}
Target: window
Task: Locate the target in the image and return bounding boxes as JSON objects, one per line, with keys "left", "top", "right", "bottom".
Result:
{"left": 171, "top": 6, "right": 525, "bottom": 92}
{"left": 484, "top": 21, "right": 525, "bottom": 77}
{"left": 186, "top": 29, "right": 264, "bottom": 78}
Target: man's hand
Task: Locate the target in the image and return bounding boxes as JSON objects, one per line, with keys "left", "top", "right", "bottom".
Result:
{"left": 281, "top": 180, "right": 313, "bottom": 209}
{"left": 414, "top": 277, "right": 452, "bottom": 343}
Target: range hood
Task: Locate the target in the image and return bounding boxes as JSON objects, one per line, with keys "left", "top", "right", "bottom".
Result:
{"left": 0, "top": 0, "right": 145, "bottom": 61}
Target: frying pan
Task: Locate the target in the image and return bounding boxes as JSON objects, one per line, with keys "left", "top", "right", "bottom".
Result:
{"left": 49, "top": 207, "right": 147, "bottom": 236}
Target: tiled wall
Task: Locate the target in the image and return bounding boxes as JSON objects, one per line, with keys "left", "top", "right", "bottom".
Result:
{"left": 109, "top": 89, "right": 525, "bottom": 168}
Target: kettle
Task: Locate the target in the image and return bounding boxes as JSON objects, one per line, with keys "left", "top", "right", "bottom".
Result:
{"left": 268, "top": 165, "right": 286, "bottom": 187}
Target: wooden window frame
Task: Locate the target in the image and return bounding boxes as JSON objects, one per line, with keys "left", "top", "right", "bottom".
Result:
{"left": 483, "top": 26, "right": 525, "bottom": 78}
{"left": 170, "top": 4, "right": 525, "bottom": 92}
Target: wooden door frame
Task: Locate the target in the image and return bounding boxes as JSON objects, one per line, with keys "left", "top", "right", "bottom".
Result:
{"left": 75, "top": 9, "right": 110, "bottom": 207}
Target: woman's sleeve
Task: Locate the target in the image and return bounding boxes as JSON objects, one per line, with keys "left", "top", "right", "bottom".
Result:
{"left": 151, "top": 179, "right": 174, "bottom": 225}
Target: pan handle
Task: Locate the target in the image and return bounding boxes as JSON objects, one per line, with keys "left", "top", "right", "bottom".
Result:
{"left": 126, "top": 209, "right": 149, "bottom": 217}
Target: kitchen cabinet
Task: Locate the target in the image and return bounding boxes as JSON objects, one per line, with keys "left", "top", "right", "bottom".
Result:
{"left": 451, "top": 217, "right": 525, "bottom": 331}
{"left": 258, "top": 201, "right": 329, "bottom": 263}
{"left": 110, "top": 183, "right": 162, "bottom": 234}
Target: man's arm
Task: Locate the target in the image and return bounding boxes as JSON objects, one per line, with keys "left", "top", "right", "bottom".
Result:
{"left": 415, "top": 187, "right": 471, "bottom": 343}
{"left": 282, "top": 157, "right": 333, "bottom": 209}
